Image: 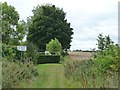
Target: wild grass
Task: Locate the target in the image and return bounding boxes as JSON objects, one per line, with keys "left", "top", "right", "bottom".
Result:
{"left": 2, "top": 60, "right": 38, "bottom": 88}
{"left": 63, "top": 56, "right": 118, "bottom": 88}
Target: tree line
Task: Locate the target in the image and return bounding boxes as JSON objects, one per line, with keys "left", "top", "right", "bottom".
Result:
{"left": 2, "top": 2, "right": 73, "bottom": 55}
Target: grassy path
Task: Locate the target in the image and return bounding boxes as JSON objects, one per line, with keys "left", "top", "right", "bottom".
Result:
{"left": 43, "top": 64, "right": 66, "bottom": 88}
{"left": 23, "top": 64, "right": 69, "bottom": 88}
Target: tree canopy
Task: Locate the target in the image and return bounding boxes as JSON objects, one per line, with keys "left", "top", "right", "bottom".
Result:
{"left": 27, "top": 4, "right": 73, "bottom": 51}
{"left": 2, "top": 2, "right": 25, "bottom": 45}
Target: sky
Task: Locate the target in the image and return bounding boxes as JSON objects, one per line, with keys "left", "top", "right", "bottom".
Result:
{"left": 1, "top": 0, "right": 119, "bottom": 50}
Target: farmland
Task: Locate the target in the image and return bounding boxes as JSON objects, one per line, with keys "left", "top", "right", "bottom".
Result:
{"left": 68, "top": 51, "right": 93, "bottom": 60}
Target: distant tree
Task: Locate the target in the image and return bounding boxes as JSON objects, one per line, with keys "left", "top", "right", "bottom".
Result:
{"left": 97, "top": 34, "right": 105, "bottom": 51}
{"left": 27, "top": 4, "right": 73, "bottom": 51}
{"left": 2, "top": 2, "right": 25, "bottom": 45}
{"left": 97, "top": 34, "right": 115, "bottom": 52}
{"left": 105, "top": 35, "right": 112, "bottom": 49}
{"left": 46, "top": 38, "right": 62, "bottom": 55}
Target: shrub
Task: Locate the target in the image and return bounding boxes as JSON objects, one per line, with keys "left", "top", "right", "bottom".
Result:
{"left": 96, "top": 34, "right": 120, "bottom": 72}
{"left": 46, "top": 38, "right": 62, "bottom": 55}
{"left": 94, "top": 44, "right": 120, "bottom": 72}
{"left": 2, "top": 44, "right": 18, "bottom": 60}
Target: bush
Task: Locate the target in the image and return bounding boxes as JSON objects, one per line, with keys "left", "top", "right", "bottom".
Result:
{"left": 95, "top": 34, "right": 120, "bottom": 72}
{"left": 94, "top": 55, "right": 116, "bottom": 72}
{"left": 2, "top": 60, "right": 38, "bottom": 88}
{"left": 94, "top": 44, "right": 120, "bottom": 72}
{"left": 37, "top": 55, "right": 60, "bottom": 64}
{"left": 46, "top": 38, "right": 62, "bottom": 55}
{"left": 2, "top": 44, "right": 18, "bottom": 60}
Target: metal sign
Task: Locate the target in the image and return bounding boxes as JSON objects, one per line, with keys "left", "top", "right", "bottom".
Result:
{"left": 17, "top": 46, "right": 27, "bottom": 51}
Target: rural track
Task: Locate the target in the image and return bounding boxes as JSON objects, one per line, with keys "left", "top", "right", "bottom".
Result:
{"left": 26, "top": 64, "right": 68, "bottom": 88}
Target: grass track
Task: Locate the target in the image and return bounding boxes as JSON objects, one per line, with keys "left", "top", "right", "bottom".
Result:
{"left": 21, "top": 64, "right": 70, "bottom": 88}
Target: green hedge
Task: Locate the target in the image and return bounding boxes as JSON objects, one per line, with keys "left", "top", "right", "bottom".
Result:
{"left": 37, "top": 55, "right": 60, "bottom": 64}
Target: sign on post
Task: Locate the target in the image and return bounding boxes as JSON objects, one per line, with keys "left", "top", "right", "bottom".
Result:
{"left": 17, "top": 46, "right": 27, "bottom": 61}
{"left": 17, "top": 46, "right": 27, "bottom": 51}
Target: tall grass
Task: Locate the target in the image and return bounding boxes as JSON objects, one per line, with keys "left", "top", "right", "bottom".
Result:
{"left": 63, "top": 56, "right": 118, "bottom": 88}
{"left": 2, "top": 60, "right": 38, "bottom": 88}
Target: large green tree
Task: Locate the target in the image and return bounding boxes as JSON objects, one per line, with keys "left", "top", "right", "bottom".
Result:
{"left": 2, "top": 2, "right": 25, "bottom": 45}
{"left": 27, "top": 4, "right": 73, "bottom": 51}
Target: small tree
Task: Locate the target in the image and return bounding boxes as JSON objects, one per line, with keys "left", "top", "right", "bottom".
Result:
{"left": 97, "top": 34, "right": 105, "bottom": 51}
{"left": 46, "top": 38, "right": 62, "bottom": 55}
{"left": 97, "top": 34, "right": 114, "bottom": 52}
{"left": 105, "top": 35, "right": 112, "bottom": 49}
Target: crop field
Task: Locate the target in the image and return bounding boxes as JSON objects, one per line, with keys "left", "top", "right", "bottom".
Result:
{"left": 68, "top": 51, "right": 93, "bottom": 60}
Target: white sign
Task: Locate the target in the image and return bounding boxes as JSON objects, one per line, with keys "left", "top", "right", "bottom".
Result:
{"left": 17, "top": 46, "right": 27, "bottom": 51}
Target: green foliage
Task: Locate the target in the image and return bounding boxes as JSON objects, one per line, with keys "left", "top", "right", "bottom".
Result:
{"left": 94, "top": 44, "right": 120, "bottom": 72}
{"left": 2, "top": 43, "right": 26, "bottom": 62}
{"left": 63, "top": 34, "right": 119, "bottom": 88}
{"left": 97, "top": 34, "right": 113, "bottom": 52}
{"left": 46, "top": 38, "right": 62, "bottom": 55}
{"left": 105, "top": 35, "right": 111, "bottom": 49}
{"left": 2, "top": 2, "right": 25, "bottom": 45}
{"left": 96, "top": 34, "right": 120, "bottom": 72}
{"left": 97, "top": 34, "right": 105, "bottom": 51}
{"left": 27, "top": 42, "right": 38, "bottom": 63}
{"left": 1, "top": 2, "right": 26, "bottom": 60}
{"left": 2, "top": 60, "right": 38, "bottom": 88}
{"left": 37, "top": 55, "right": 60, "bottom": 64}
{"left": 2, "top": 2, "right": 26, "bottom": 62}
{"left": 94, "top": 55, "right": 115, "bottom": 71}
{"left": 27, "top": 4, "right": 73, "bottom": 51}
{"left": 2, "top": 39, "right": 38, "bottom": 64}
{"left": 2, "top": 44, "right": 17, "bottom": 60}
{"left": 63, "top": 58, "right": 118, "bottom": 88}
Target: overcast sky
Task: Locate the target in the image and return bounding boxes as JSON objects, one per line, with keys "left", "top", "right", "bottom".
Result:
{"left": 2, "top": 0, "right": 119, "bottom": 50}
